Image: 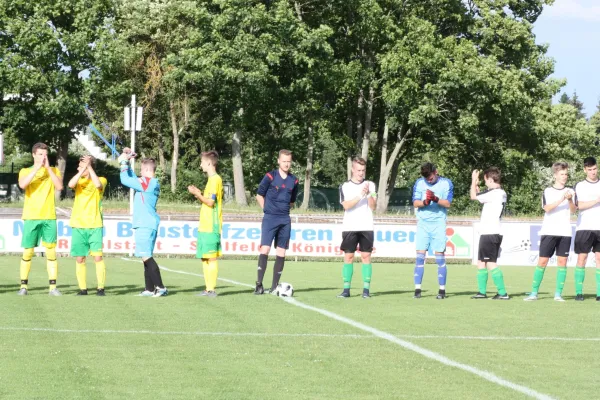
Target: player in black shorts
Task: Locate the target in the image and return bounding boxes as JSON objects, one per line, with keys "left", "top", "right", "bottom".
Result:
{"left": 337, "top": 157, "right": 376, "bottom": 298}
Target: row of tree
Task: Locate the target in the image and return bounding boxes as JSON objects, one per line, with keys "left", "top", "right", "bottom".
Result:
{"left": 1, "top": 0, "right": 599, "bottom": 214}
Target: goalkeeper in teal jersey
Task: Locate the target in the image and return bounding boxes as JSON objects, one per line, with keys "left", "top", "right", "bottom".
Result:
{"left": 118, "top": 148, "right": 167, "bottom": 297}
{"left": 412, "top": 162, "right": 453, "bottom": 299}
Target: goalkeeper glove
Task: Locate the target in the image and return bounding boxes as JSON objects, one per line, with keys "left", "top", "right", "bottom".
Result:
{"left": 426, "top": 190, "right": 439, "bottom": 203}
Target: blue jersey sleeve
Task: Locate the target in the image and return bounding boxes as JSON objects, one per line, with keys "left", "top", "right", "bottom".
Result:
{"left": 445, "top": 179, "right": 454, "bottom": 202}
{"left": 257, "top": 172, "right": 273, "bottom": 197}
{"left": 120, "top": 164, "right": 144, "bottom": 191}
{"left": 290, "top": 177, "right": 299, "bottom": 204}
{"left": 412, "top": 179, "right": 423, "bottom": 202}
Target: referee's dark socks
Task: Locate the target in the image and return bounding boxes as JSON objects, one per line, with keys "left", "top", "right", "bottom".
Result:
{"left": 257, "top": 254, "right": 268, "bottom": 283}
{"left": 271, "top": 256, "right": 285, "bottom": 290}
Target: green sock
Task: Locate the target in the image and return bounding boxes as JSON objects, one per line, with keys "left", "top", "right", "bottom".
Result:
{"left": 491, "top": 268, "right": 507, "bottom": 296}
{"left": 596, "top": 269, "right": 600, "bottom": 297}
{"left": 362, "top": 264, "right": 372, "bottom": 290}
{"left": 555, "top": 267, "right": 567, "bottom": 296}
{"left": 531, "top": 267, "right": 546, "bottom": 294}
{"left": 342, "top": 263, "right": 353, "bottom": 289}
{"left": 477, "top": 269, "right": 488, "bottom": 294}
{"left": 575, "top": 267, "right": 585, "bottom": 295}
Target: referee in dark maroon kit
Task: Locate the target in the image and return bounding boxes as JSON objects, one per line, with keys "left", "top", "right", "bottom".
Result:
{"left": 254, "top": 149, "right": 299, "bottom": 295}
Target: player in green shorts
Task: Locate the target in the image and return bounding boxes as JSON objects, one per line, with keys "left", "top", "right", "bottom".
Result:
{"left": 188, "top": 151, "right": 224, "bottom": 297}
{"left": 18, "top": 142, "right": 63, "bottom": 296}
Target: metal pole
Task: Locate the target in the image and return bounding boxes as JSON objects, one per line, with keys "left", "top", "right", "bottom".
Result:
{"left": 130, "top": 95, "right": 136, "bottom": 216}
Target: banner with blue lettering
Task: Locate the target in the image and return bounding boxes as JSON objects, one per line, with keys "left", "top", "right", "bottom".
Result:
{"left": 0, "top": 219, "right": 473, "bottom": 259}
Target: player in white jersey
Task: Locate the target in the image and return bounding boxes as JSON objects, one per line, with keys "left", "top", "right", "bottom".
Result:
{"left": 524, "top": 162, "right": 575, "bottom": 302}
{"left": 337, "top": 156, "right": 376, "bottom": 299}
{"left": 470, "top": 167, "right": 509, "bottom": 300}
{"left": 573, "top": 157, "right": 600, "bottom": 302}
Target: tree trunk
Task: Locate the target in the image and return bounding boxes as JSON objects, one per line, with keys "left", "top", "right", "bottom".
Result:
{"left": 376, "top": 121, "right": 410, "bottom": 214}
{"left": 346, "top": 114, "right": 353, "bottom": 179}
{"left": 157, "top": 132, "right": 166, "bottom": 172}
{"left": 294, "top": 1, "right": 302, "bottom": 20}
{"left": 356, "top": 90, "right": 364, "bottom": 150}
{"left": 55, "top": 138, "right": 68, "bottom": 202}
{"left": 300, "top": 124, "right": 314, "bottom": 210}
{"left": 232, "top": 107, "right": 248, "bottom": 206}
{"left": 361, "top": 86, "right": 375, "bottom": 161}
{"left": 169, "top": 101, "right": 179, "bottom": 193}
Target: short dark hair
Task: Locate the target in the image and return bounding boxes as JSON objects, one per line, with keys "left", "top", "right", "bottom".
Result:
{"left": 79, "top": 155, "right": 96, "bottom": 166}
{"left": 32, "top": 142, "right": 48, "bottom": 154}
{"left": 352, "top": 156, "right": 366, "bottom": 167}
{"left": 484, "top": 167, "right": 501, "bottom": 183}
{"left": 142, "top": 158, "right": 157, "bottom": 172}
{"left": 279, "top": 149, "right": 292, "bottom": 158}
{"left": 201, "top": 150, "right": 219, "bottom": 166}
{"left": 584, "top": 157, "right": 597, "bottom": 168}
{"left": 552, "top": 162, "right": 568, "bottom": 174}
{"left": 420, "top": 162, "right": 436, "bottom": 178}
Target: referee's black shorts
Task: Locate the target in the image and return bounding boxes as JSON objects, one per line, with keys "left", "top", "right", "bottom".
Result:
{"left": 340, "top": 231, "right": 374, "bottom": 253}
{"left": 539, "top": 235, "right": 571, "bottom": 258}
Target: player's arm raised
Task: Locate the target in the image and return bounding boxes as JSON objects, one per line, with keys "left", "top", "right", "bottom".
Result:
{"left": 18, "top": 162, "right": 43, "bottom": 189}
{"left": 86, "top": 158, "right": 104, "bottom": 189}
{"left": 568, "top": 190, "right": 577, "bottom": 214}
{"left": 342, "top": 183, "right": 369, "bottom": 210}
{"left": 118, "top": 151, "right": 144, "bottom": 191}
{"left": 188, "top": 185, "right": 215, "bottom": 207}
{"left": 45, "top": 156, "right": 63, "bottom": 191}
{"left": 543, "top": 191, "right": 571, "bottom": 213}
{"left": 367, "top": 181, "right": 377, "bottom": 210}
{"left": 469, "top": 169, "right": 480, "bottom": 200}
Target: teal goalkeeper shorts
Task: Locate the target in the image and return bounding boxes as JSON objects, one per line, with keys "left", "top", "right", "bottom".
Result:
{"left": 415, "top": 222, "right": 447, "bottom": 253}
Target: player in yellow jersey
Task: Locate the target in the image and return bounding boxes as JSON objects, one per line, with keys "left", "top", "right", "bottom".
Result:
{"left": 188, "top": 150, "right": 223, "bottom": 297}
{"left": 17, "top": 142, "right": 64, "bottom": 296}
{"left": 68, "top": 155, "right": 108, "bottom": 296}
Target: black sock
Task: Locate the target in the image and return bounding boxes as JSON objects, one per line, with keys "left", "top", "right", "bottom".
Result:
{"left": 143, "top": 262, "right": 153, "bottom": 291}
{"left": 271, "top": 256, "right": 285, "bottom": 290}
{"left": 146, "top": 257, "right": 164, "bottom": 288}
{"left": 257, "top": 254, "right": 268, "bottom": 284}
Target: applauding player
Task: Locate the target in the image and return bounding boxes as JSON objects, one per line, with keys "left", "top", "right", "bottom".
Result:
{"left": 68, "top": 156, "right": 108, "bottom": 296}
{"left": 412, "top": 162, "right": 453, "bottom": 299}
{"left": 524, "top": 162, "right": 575, "bottom": 301}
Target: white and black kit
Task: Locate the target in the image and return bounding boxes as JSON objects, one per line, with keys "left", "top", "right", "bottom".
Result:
{"left": 339, "top": 180, "right": 376, "bottom": 253}
{"left": 574, "top": 180, "right": 600, "bottom": 254}
{"left": 476, "top": 188, "right": 507, "bottom": 262}
{"left": 539, "top": 186, "right": 573, "bottom": 258}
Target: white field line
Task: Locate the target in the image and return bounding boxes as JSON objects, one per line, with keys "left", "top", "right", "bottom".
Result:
{"left": 120, "top": 258, "right": 556, "bottom": 400}
{"left": 0, "top": 326, "right": 367, "bottom": 339}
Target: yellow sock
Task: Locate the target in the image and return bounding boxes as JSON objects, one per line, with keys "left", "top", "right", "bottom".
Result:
{"left": 46, "top": 247, "right": 58, "bottom": 291}
{"left": 20, "top": 248, "right": 34, "bottom": 289}
{"left": 76, "top": 262, "right": 87, "bottom": 290}
{"left": 206, "top": 260, "right": 218, "bottom": 291}
{"left": 202, "top": 260, "right": 210, "bottom": 290}
{"left": 95, "top": 260, "right": 106, "bottom": 289}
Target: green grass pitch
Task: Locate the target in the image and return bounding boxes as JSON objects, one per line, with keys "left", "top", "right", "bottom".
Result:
{"left": 0, "top": 256, "right": 598, "bottom": 400}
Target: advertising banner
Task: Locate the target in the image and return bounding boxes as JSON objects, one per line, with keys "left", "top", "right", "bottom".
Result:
{"left": 0, "top": 219, "right": 473, "bottom": 259}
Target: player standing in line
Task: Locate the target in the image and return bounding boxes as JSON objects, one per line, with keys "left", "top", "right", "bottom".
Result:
{"left": 337, "top": 157, "right": 376, "bottom": 299}
{"left": 254, "top": 149, "right": 299, "bottom": 295}
{"left": 68, "top": 156, "right": 108, "bottom": 296}
{"left": 572, "top": 157, "right": 600, "bottom": 301}
{"left": 17, "top": 142, "right": 63, "bottom": 296}
{"left": 118, "top": 148, "right": 167, "bottom": 297}
{"left": 524, "top": 162, "right": 576, "bottom": 302}
{"left": 188, "top": 151, "right": 223, "bottom": 297}
{"left": 412, "top": 162, "right": 453, "bottom": 299}
{"left": 470, "top": 167, "right": 509, "bottom": 300}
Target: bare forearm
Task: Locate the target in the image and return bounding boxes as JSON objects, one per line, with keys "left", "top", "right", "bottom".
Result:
{"left": 438, "top": 199, "right": 451, "bottom": 208}
{"left": 18, "top": 169, "right": 39, "bottom": 189}
{"left": 368, "top": 197, "right": 376, "bottom": 210}
{"left": 577, "top": 199, "right": 598, "bottom": 211}
{"left": 470, "top": 184, "right": 479, "bottom": 200}
{"left": 88, "top": 169, "right": 103, "bottom": 189}
{"left": 47, "top": 168, "right": 63, "bottom": 191}
{"left": 342, "top": 196, "right": 361, "bottom": 210}
{"left": 68, "top": 172, "right": 83, "bottom": 189}
{"left": 256, "top": 195, "right": 265, "bottom": 209}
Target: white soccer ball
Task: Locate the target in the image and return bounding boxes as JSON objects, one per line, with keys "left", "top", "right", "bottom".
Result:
{"left": 276, "top": 282, "right": 294, "bottom": 297}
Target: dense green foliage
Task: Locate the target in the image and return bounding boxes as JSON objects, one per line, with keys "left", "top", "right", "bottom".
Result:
{"left": 2, "top": 0, "right": 599, "bottom": 214}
